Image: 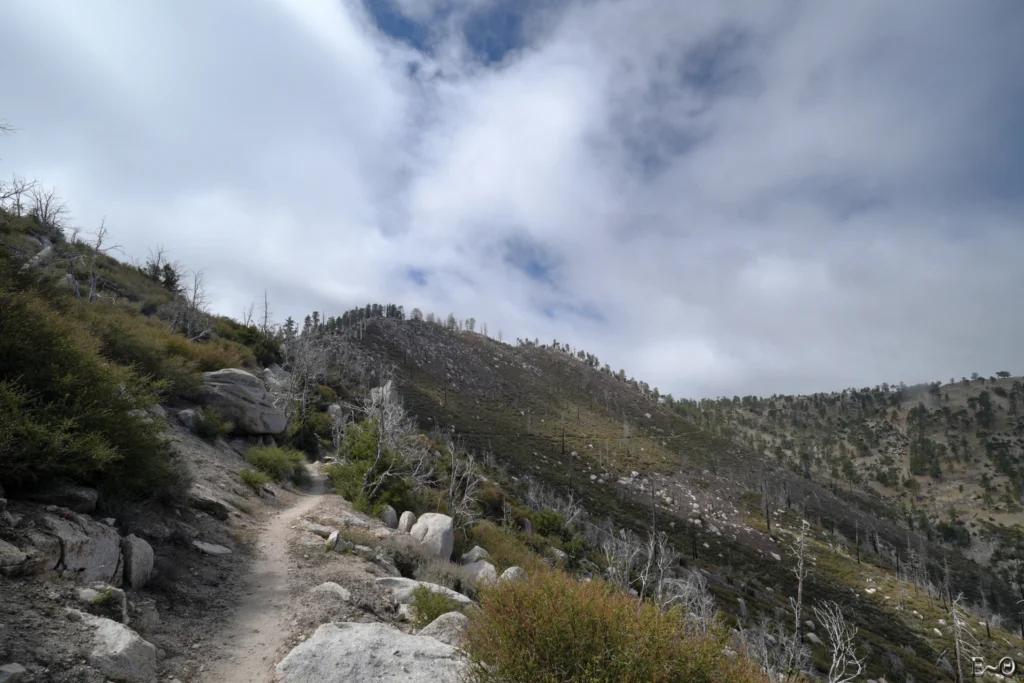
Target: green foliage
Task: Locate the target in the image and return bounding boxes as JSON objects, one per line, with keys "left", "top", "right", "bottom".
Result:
{"left": 246, "top": 446, "right": 308, "bottom": 485}
{"left": 410, "top": 584, "right": 463, "bottom": 630}
{"left": 212, "top": 317, "right": 282, "bottom": 367}
{"left": 286, "top": 408, "right": 333, "bottom": 455}
{"left": 0, "top": 280, "right": 182, "bottom": 500}
{"left": 464, "top": 571, "right": 769, "bottom": 683}
{"left": 195, "top": 406, "right": 232, "bottom": 440}
{"left": 238, "top": 468, "right": 270, "bottom": 491}
{"left": 324, "top": 419, "right": 413, "bottom": 513}
{"left": 532, "top": 509, "right": 567, "bottom": 540}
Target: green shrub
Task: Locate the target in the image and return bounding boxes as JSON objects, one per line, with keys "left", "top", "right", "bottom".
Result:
{"left": 238, "top": 469, "right": 270, "bottom": 491}
{"left": 324, "top": 419, "right": 413, "bottom": 513}
{"left": 410, "top": 584, "right": 463, "bottom": 630}
{"left": 195, "top": 406, "right": 232, "bottom": 440}
{"left": 287, "top": 408, "right": 333, "bottom": 454}
{"left": 533, "top": 509, "right": 567, "bottom": 540}
{"left": 465, "top": 571, "right": 769, "bottom": 683}
{"left": 247, "top": 446, "right": 307, "bottom": 485}
{"left": 0, "top": 286, "right": 181, "bottom": 500}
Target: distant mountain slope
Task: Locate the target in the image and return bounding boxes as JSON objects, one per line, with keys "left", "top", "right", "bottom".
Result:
{"left": 323, "top": 315, "right": 1024, "bottom": 681}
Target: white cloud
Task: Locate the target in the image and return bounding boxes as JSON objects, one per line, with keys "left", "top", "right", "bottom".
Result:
{"left": 2, "top": 0, "right": 1022, "bottom": 398}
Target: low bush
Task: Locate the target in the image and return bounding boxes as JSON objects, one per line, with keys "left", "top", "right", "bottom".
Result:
{"left": 238, "top": 468, "right": 270, "bottom": 491}
{"left": 0, "top": 282, "right": 181, "bottom": 500}
{"left": 465, "top": 570, "right": 769, "bottom": 683}
{"left": 380, "top": 533, "right": 436, "bottom": 578}
{"left": 286, "top": 409, "right": 333, "bottom": 454}
{"left": 247, "top": 446, "right": 307, "bottom": 485}
{"left": 195, "top": 406, "right": 232, "bottom": 440}
{"left": 410, "top": 584, "right": 463, "bottom": 630}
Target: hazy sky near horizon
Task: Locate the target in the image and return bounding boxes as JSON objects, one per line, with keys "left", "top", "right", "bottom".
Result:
{"left": 2, "top": 0, "right": 1023, "bottom": 399}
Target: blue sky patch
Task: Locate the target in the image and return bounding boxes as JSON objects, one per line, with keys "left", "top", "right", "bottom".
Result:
{"left": 502, "top": 233, "right": 560, "bottom": 285}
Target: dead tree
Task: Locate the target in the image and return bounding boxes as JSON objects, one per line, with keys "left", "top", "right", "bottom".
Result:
{"left": 813, "top": 601, "right": 865, "bottom": 683}
{"left": 789, "top": 518, "right": 812, "bottom": 676}
{"left": 86, "top": 221, "right": 121, "bottom": 302}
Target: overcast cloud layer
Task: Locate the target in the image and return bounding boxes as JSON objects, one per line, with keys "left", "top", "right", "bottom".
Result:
{"left": 2, "top": 0, "right": 1023, "bottom": 398}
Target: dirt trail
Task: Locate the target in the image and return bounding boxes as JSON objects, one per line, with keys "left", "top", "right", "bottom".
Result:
{"left": 199, "top": 477, "right": 326, "bottom": 683}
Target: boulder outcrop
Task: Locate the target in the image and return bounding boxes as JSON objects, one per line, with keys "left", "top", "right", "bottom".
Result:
{"left": 276, "top": 622, "right": 467, "bottom": 683}
{"left": 409, "top": 513, "right": 454, "bottom": 560}
{"left": 192, "top": 368, "right": 286, "bottom": 436}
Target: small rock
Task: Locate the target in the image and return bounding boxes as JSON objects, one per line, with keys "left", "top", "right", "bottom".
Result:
{"left": 805, "top": 632, "right": 823, "bottom": 646}
{"left": 549, "top": 548, "right": 568, "bottom": 565}
{"left": 77, "top": 584, "right": 128, "bottom": 624}
{"left": 463, "top": 560, "right": 497, "bottom": 587}
{"left": 0, "top": 540, "right": 27, "bottom": 575}
{"left": 499, "top": 566, "right": 526, "bottom": 583}
{"left": 381, "top": 506, "right": 398, "bottom": 529}
{"left": 417, "top": 612, "right": 470, "bottom": 647}
{"left": 460, "top": 546, "right": 491, "bottom": 565}
{"left": 0, "top": 663, "right": 27, "bottom": 683}
{"left": 192, "top": 541, "right": 231, "bottom": 556}
{"left": 804, "top": 620, "right": 815, "bottom": 631}
{"left": 301, "top": 521, "right": 335, "bottom": 539}
{"left": 771, "top": 553, "right": 782, "bottom": 562}
{"left": 310, "top": 582, "right": 351, "bottom": 602}
{"left": 397, "top": 511, "right": 417, "bottom": 533}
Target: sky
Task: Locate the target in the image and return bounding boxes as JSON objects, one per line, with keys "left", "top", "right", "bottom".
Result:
{"left": 2, "top": 0, "right": 1023, "bottom": 399}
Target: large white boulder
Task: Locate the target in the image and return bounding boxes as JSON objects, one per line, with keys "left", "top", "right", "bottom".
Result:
{"left": 277, "top": 622, "right": 467, "bottom": 683}
{"left": 375, "top": 577, "right": 473, "bottom": 607}
{"left": 397, "top": 511, "right": 417, "bottom": 533}
{"left": 120, "top": 535, "right": 154, "bottom": 588}
{"left": 409, "top": 513, "right": 454, "bottom": 560}
{"left": 417, "top": 612, "right": 470, "bottom": 648}
{"left": 193, "top": 368, "right": 286, "bottom": 435}
{"left": 82, "top": 612, "right": 157, "bottom": 682}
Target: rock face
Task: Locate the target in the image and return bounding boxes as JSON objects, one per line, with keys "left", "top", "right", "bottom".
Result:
{"left": 376, "top": 577, "right": 473, "bottom": 607}
{"left": 460, "top": 546, "right": 490, "bottom": 564}
{"left": 409, "top": 513, "right": 454, "bottom": 560}
{"left": 417, "top": 612, "right": 470, "bottom": 648}
{"left": 397, "top": 511, "right": 417, "bottom": 533}
{"left": 499, "top": 566, "right": 526, "bottom": 583}
{"left": 192, "top": 368, "right": 286, "bottom": 436}
{"left": 37, "top": 513, "right": 121, "bottom": 583}
{"left": 463, "top": 560, "right": 497, "bottom": 587}
{"left": 188, "top": 484, "right": 236, "bottom": 520}
{"left": 25, "top": 485, "right": 99, "bottom": 512}
{"left": 381, "top": 506, "right": 398, "bottom": 529}
{"left": 120, "top": 535, "right": 154, "bottom": 588}
{"left": 83, "top": 613, "right": 157, "bottom": 682}
{"left": 276, "top": 622, "right": 467, "bottom": 683}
